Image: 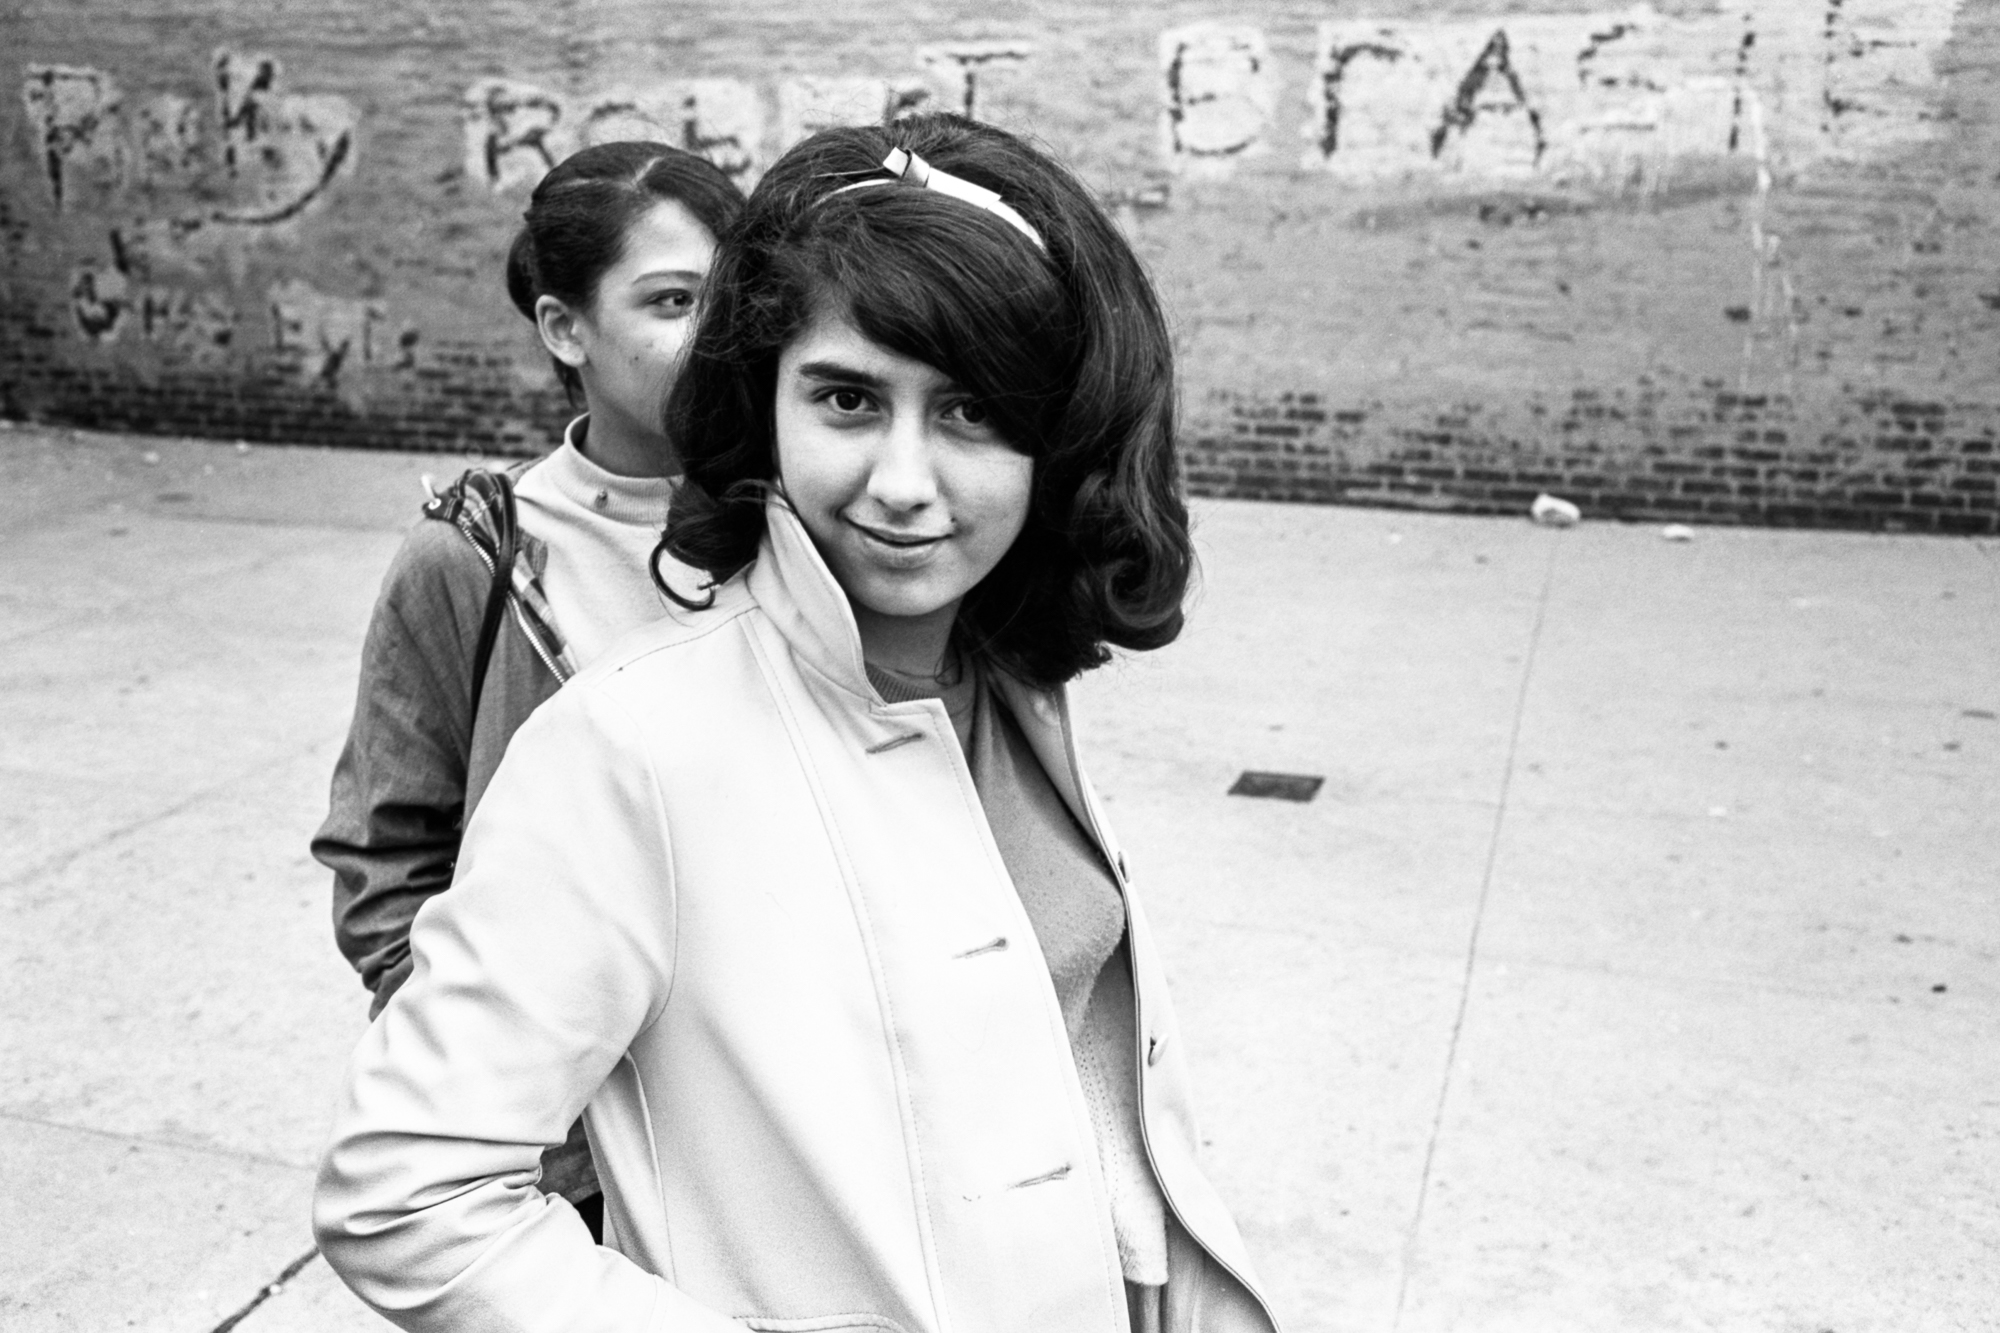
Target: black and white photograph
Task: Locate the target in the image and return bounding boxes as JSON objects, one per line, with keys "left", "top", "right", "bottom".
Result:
{"left": 1, "top": 3, "right": 1993, "bottom": 1332}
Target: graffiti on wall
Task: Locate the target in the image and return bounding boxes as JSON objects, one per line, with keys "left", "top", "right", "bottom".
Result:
{"left": 1156, "top": 1, "right": 1960, "bottom": 180}
{"left": 1159, "top": 23, "right": 1275, "bottom": 175}
{"left": 464, "top": 80, "right": 566, "bottom": 191}
{"left": 777, "top": 76, "right": 919, "bottom": 154}
{"left": 464, "top": 77, "right": 769, "bottom": 190}
{"left": 23, "top": 53, "right": 357, "bottom": 218}
{"left": 16, "top": 53, "right": 394, "bottom": 386}
{"left": 456, "top": 2, "right": 1958, "bottom": 194}
{"left": 213, "top": 52, "right": 357, "bottom": 223}
{"left": 21, "top": 66, "right": 125, "bottom": 210}
{"left": 1816, "top": 0, "right": 1962, "bottom": 155}
{"left": 68, "top": 235, "right": 416, "bottom": 394}
{"left": 462, "top": 47, "right": 1034, "bottom": 193}
{"left": 920, "top": 41, "right": 1033, "bottom": 121}
{"left": 65, "top": 223, "right": 238, "bottom": 360}
{"left": 1303, "top": 10, "right": 1736, "bottom": 182}
{"left": 9, "top": 4, "right": 1967, "bottom": 408}
{"left": 270, "top": 278, "right": 415, "bottom": 385}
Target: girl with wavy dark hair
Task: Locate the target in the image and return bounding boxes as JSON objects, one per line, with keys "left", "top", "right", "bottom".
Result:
{"left": 315, "top": 115, "right": 1278, "bottom": 1333}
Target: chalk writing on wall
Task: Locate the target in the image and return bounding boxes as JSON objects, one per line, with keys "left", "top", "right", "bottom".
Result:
{"left": 139, "top": 287, "right": 238, "bottom": 360}
{"left": 213, "top": 52, "right": 358, "bottom": 224}
{"left": 1819, "top": 0, "right": 1961, "bottom": 156}
{"left": 28, "top": 55, "right": 369, "bottom": 372}
{"left": 21, "top": 54, "right": 358, "bottom": 222}
{"left": 69, "top": 260, "right": 128, "bottom": 342}
{"left": 1297, "top": 2, "right": 1960, "bottom": 183}
{"left": 675, "top": 80, "right": 764, "bottom": 181}
{"left": 135, "top": 91, "right": 204, "bottom": 182}
{"left": 919, "top": 41, "right": 1033, "bottom": 119}
{"left": 268, "top": 277, "right": 395, "bottom": 386}
{"left": 463, "top": 80, "right": 564, "bottom": 191}
{"left": 1159, "top": 22, "right": 1274, "bottom": 175}
{"left": 23, "top": 55, "right": 392, "bottom": 382}
{"left": 463, "top": 78, "right": 767, "bottom": 190}
{"left": 776, "top": 76, "right": 904, "bottom": 155}
{"left": 458, "top": 42, "right": 1050, "bottom": 194}
{"left": 1308, "top": 18, "right": 1580, "bottom": 180}
{"left": 66, "top": 225, "right": 238, "bottom": 363}
{"left": 22, "top": 66, "right": 124, "bottom": 210}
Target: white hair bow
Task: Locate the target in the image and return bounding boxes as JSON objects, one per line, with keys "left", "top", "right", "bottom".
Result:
{"left": 826, "top": 147, "right": 1047, "bottom": 252}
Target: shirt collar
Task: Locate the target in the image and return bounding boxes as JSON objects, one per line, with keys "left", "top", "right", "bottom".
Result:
{"left": 543, "top": 414, "right": 675, "bottom": 523}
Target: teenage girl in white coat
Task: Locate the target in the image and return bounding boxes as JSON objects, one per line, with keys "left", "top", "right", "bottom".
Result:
{"left": 314, "top": 114, "right": 1280, "bottom": 1333}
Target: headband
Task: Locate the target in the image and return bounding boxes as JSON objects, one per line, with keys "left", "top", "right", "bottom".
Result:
{"left": 824, "top": 147, "right": 1047, "bottom": 252}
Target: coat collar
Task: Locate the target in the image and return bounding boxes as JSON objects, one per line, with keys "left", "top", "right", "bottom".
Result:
{"left": 743, "top": 495, "right": 1121, "bottom": 874}
{"left": 746, "top": 493, "right": 874, "bottom": 700}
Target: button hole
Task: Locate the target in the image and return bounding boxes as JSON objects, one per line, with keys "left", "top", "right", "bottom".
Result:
{"left": 865, "top": 732, "right": 923, "bottom": 755}
{"left": 1011, "top": 1163, "right": 1072, "bottom": 1189}
{"left": 953, "top": 936, "right": 1009, "bottom": 959}
{"left": 1147, "top": 1035, "right": 1165, "bottom": 1067}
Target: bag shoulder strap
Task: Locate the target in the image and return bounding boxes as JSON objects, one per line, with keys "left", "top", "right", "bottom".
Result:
{"left": 421, "top": 466, "right": 520, "bottom": 736}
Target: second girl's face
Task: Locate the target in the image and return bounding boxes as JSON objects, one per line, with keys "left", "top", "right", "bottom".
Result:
{"left": 571, "top": 198, "right": 716, "bottom": 452}
{"left": 774, "top": 307, "right": 1034, "bottom": 633}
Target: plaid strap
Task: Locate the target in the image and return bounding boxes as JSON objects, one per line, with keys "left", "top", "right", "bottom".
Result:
{"left": 504, "top": 544, "right": 577, "bottom": 683}
{"left": 424, "top": 467, "right": 578, "bottom": 685}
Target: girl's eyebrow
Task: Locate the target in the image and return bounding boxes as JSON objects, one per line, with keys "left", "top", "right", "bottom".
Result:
{"left": 629, "top": 268, "right": 705, "bottom": 284}
{"left": 794, "top": 360, "right": 892, "bottom": 392}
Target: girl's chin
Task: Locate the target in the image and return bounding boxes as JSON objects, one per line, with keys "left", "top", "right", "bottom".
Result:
{"left": 839, "top": 568, "right": 969, "bottom": 626}
{"left": 848, "top": 587, "right": 963, "bottom": 625}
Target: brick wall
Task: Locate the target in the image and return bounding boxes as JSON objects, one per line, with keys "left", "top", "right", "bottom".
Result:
{"left": 3, "top": 0, "right": 1996, "bottom": 532}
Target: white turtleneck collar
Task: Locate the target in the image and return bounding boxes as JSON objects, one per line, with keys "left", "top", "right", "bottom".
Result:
{"left": 531, "top": 415, "right": 676, "bottom": 527}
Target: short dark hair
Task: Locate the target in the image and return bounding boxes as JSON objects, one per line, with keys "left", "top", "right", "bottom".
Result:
{"left": 658, "top": 114, "right": 1193, "bottom": 688}
{"left": 505, "top": 142, "right": 746, "bottom": 400}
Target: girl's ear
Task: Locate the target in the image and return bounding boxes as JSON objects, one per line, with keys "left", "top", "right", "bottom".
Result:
{"left": 535, "top": 295, "right": 589, "bottom": 369}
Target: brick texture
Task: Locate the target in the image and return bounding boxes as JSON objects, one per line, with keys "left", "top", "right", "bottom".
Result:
{"left": 2, "top": 0, "right": 1997, "bottom": 533}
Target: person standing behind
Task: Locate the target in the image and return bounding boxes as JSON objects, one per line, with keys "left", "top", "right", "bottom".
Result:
{"left": 309, "top": 142, "right": 745, "bottom": 1230}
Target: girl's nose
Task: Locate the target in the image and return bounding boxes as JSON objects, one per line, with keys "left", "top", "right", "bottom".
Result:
{"left": 866, "top": 415, "right": 940, "bottom": 513}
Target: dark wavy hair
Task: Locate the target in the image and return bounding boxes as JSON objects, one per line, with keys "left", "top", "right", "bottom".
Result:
{"left": 657, "top": 114, "right": 1192, "bottom": 688}
{"left": 505, "top": 141, "right": 746, "bottom": 400}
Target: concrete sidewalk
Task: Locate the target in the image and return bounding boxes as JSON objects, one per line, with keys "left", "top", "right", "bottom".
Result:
{"left": 1, "top": 420, "right": 1993, "bottom": 1333}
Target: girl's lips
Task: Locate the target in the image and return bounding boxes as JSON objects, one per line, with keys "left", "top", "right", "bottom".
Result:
{"left": 848, "top": 519, "right": 948, "bottom": 549}
{"left": 846, "top": 518, "right": 952, "bottom": 571}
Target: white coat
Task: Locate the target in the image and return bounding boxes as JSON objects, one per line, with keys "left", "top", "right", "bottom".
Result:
{"left": 313, "top": 499, "right": 1281, "bottom": 1333}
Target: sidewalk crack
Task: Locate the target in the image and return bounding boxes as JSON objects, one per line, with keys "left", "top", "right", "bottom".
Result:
{"left": 1392, "top": 532, "right": 1562, "bottom": 1330}
{"left": 0, "top": 1110, "right": 314, "bottom": 1173}
{"left": 0, "top": 746, "right": 312, "bottom": 894}
{"left": 208, "top": 1247, "right": 321, "bottom": 1333}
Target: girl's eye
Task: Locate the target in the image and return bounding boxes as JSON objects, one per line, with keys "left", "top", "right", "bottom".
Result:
{"left": 947, "top": 400, "right": 991, "bottom": 427}
{"left": 651, "top": 290, "right": 693, "bottom": 312}
{"left": 828, "top": 389, "right": 869, "bottom": 413}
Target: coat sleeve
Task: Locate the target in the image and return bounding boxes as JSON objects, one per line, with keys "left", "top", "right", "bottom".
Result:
{"left": 311, "top": 521, "right": 488, "bottom": 1011}
{"left": 313, "top": 682, "right": 738, "bottom": 1333}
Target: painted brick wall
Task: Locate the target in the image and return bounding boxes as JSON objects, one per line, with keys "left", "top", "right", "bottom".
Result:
{"left": 3, "top": 0, "right": 1996, "bottom": 532}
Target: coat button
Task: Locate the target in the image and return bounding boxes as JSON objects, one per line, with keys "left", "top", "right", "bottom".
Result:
{"left": 592, "top": 489, "right": 609, "bottom": 510}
